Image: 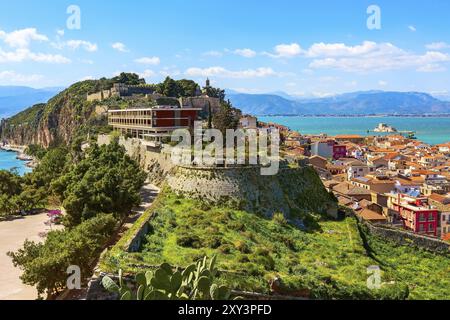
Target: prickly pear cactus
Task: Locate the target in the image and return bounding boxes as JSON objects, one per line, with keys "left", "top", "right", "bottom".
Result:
{"left": 101, "top": 256, "right": 241, "bottom": 300}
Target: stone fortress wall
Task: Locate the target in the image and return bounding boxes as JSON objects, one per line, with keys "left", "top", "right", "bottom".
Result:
{"left": 87, "top": 83, "right": 221, "bottom": 116}
{"left": 87, "top": 84, "right": 156, "bottom": 102}
{"left": 97, "top": 134, "right": 337, "bottom": 218}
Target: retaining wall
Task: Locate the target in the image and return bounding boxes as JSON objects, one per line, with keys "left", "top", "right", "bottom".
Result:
{"left": 357, "top": 216, "right": 450, "bottom": 254}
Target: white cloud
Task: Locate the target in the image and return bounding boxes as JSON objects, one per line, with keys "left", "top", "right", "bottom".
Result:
{"left": 378, "top": 80, "right": 388, "bottom": 87}
{"left": 265, "top": 43, "right": 303, "bottom": 58}
{"left": 408, "top": 25, "right": 417, "bottom": 32}
{"left": 140, "top": 69, "right": 155, "bottom": 78}
{"left": 306, "top": 41, "right": 450, "bottom": 73}
{"left": 319, "top": 76, "right": 338, "bottom": 82}
{"left": 426, "top": 42, "right": 450, "bottom": 50}
{"left": 311, "top": 91, "right": 335, "bottom": 98}
{"left": 234, "top": 48, "right": 257, "bottom": 58}
{"left": 185, "top": 66, "right": 278, "bottom": 78}
{"left": 66, "top": 40, "right": 98, "bottom": 52}
{"left": 203, "top": 50, "right": 223, "bottom": 57}
{"left": 112, "top": 42, "right": 129, "bottom": 52}
{"left": 80, "top": 59, "right": 94, "bottom": 65}
{"left": 56, "top": 29, "right": 65, "bottom": 37}
{"left": 0, "top": 48, "right": 71, "bottom": 64}
{"left": 305, "top": 41, "right": 385, "bottom": 57}
{"left": 135, "top": 56, "right": 160, "bottom": 65}
{"left": 0, "top": 28, "right": 48, "bottom": 48}
{"left": 0, "top": 70, "right": 43, "bottom": 83}
{"left": 160, "top": 68, "right": 181, "bottom": 77}
{"left": 80, "top": 75, "right": 94, "bottom": 81}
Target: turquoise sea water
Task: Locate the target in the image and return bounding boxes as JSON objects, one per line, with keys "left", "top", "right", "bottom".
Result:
{"left": 260, "top": 116, "right": 450, "bottom": 145}
{"left": 0, "top": 150, "right": 32, "bottom": 175}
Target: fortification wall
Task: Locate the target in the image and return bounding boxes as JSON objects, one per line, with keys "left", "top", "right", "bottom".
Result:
{"left": 97, "top": 134, "right": 337, "bottom": 217}
{"left": 167, "top": 165, "right": 337, "bottom": 218}
{"left": 181, "top": 97, "right": 221, "bottom": 113}
{"left": 87, "top": 92, "right": 103, "bottom": 102}
{"left": 98, "top": 134, "right": 175, "bottom": 185}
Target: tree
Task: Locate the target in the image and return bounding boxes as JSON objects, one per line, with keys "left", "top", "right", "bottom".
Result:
{"left": 177, "top": 79, "right": 199, "bottom": 97}
{"left": 158, "top": 76, "right": 179, "bottom": 97}
{"left": 24, "top": 144, "right": 47, "bottom": 160}
{"left": 51, "top": 139, "right": 146, "bottom": 227}
{"left": 8, "top": 214, "right": 117, "bottom": 298}
{"left": 25, "top": 147, "right": 68, "bottom": 191}
{"left": 203, "top": 86, "right": 226, "bottom": 102}
{"left": 212, "top": 101, "right": 241, "bottom": 135}
{"left": 156, "top": 77, "right": 201, "bottom": 98}
{"left": 0, "top": 170, "right": 23, "bottom": 217}
{"left": 0, "top": 170, "right": 23, "bottom": 195}
{"left": 111, "top": 72, "right": 145, "bottom": 85}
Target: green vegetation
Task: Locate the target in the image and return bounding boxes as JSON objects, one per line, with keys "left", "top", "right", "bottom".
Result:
{"left": 24, "top": 144, "right": 47, "bottom": 160}
{"left": 361, "top": 225, "right": 450, "bottom": 300}
{"left": 0, "top": 146, "right": 72, "bottom": 218}
{"left": 0, "top": 170, "right": 25, "bottom": 217}
{"left": 8, "top": 139, "right": 147, "bottom": 298}
{"left": 212, "top": 101, "right": 242, "bottom": 135}
{"left": 156, "top": 77, "right": 199, "bottom": 98}
{"left": 51, "top": 139, "right": 146, "bottom": 227}
{"left": 8, "top": 214, "right": 117, "bottom": 298}
{"left": 102, "top": 256, "right": 239, "bottom": 300}
{"left": 101, "top": 189, "right": 449, "bottom": 300}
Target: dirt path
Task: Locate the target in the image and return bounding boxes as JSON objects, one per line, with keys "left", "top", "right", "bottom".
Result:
{"left": 0, "top": 214, "right": 61, "bottom": 300}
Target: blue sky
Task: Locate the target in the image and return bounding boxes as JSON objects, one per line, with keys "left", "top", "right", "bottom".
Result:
{"left": 0, "top": 0, "right": 450, "bottom": 97}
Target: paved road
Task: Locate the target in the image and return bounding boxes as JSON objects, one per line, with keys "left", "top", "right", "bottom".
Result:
{"left": 0, "top": 214, "right": 60, "bottom": 300}
{"left": 132, "top": 183, "right": 160, "bottom": 215}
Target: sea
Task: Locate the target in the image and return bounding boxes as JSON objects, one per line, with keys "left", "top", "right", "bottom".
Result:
{"left": 0, "top": 149, "right": 32, "bottom": 175}
{"left": 260, "top": 116, "right": 450, "bottom": 145}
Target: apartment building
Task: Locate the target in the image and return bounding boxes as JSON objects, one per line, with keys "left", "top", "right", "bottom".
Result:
{"left": 388, "top": 194, "right": 439, "bottom": 236}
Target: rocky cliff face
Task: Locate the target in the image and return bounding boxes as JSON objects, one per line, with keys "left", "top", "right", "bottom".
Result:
{"left": 0, "top": 80, "right": 107, "bottom": 148}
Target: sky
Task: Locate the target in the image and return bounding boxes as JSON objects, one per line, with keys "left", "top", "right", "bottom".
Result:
{"left": 0, "top": 0, "right": 450, "bottom": 98}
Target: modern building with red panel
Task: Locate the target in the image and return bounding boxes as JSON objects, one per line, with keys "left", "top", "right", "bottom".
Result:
{"left": 108, "top": 106, "right": 201, "bottom": 147}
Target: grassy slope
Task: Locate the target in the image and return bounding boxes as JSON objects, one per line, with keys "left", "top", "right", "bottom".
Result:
{"left": 101, "top": 190, "right": 449, "bottom": 300}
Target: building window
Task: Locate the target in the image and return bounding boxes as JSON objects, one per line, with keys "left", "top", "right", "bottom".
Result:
{"left": 429, "top": 224, "right": 434, "bottom": 232}
{"left": 419, "top": 224, "right": 425, "bottom": 232}
{"left": 419, "top": 214, "right": 426, "bottom": 222}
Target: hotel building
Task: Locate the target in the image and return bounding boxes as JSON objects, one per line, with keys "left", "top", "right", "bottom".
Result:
{"left": 108, "top": 106, "right": 201, "bottom": 147}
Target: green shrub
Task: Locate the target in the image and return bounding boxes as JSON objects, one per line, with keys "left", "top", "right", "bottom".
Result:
{"left": 273, "top": 212, "right": 287, "bottom": 225}
{"left": 8, "top": 214, "right": 117, "bottom": 297}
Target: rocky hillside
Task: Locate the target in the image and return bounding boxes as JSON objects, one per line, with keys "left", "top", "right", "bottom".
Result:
{"left": 0, "top": 80, "right": 111, "bottom": 148}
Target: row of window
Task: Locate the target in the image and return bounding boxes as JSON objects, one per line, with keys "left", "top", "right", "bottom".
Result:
{"left": 109, "top": 118, "right": 154, "bottom": 126}
{"left": 109, "top": 110, "right": 156, "bottom": 117}
{"left": 418, "top": 213, "right": 435, "bottom": 222}
{"left": 419, "top": 223, "right": 435, "bottom": 233}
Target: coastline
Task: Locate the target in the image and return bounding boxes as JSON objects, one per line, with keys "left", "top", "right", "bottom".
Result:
{"left": 0, "top": 144, "right": 37, "bottom": 170}
{"left": 258, "top": 114, "right": 450, "bottom": 118}
{"left": 260, "top": 115, "right": 450, "bottom": 146}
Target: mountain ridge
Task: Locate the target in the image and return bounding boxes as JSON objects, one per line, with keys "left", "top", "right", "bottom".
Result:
{"left": 0, "top": 86, "right": 63, "bottom": 119}
{"left": 227, "top": 90, "right": 450, "bottom": 116}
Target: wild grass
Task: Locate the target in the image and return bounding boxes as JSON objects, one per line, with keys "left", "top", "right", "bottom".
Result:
{"left": 101, "top": 190, "right": 449, "bottom": 300}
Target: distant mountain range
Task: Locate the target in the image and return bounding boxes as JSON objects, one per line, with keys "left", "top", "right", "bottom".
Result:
{"left": 226, "top": 90, "right": 450, "bottom": 116}
{"left": 0, "top": 86, "right": 63, "bottom": 118}
{"left": 1, "top": 85, "right": 450, "bottom": 119}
